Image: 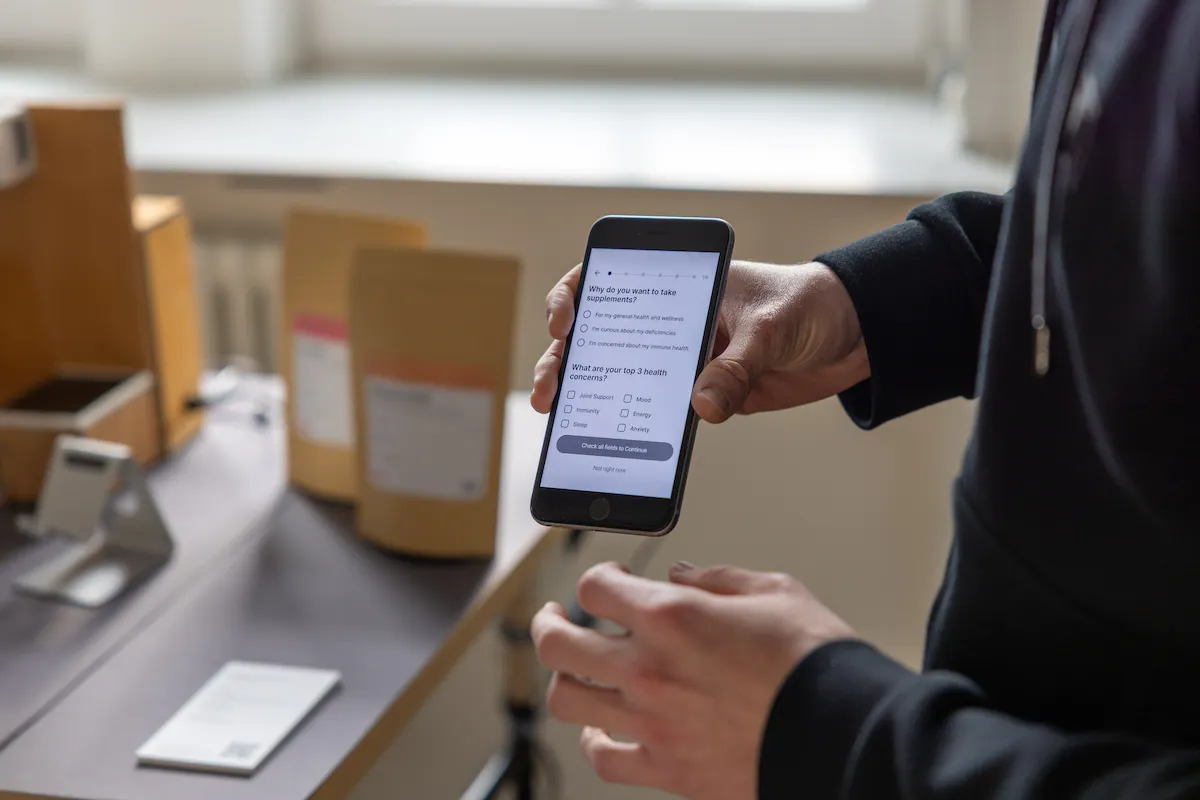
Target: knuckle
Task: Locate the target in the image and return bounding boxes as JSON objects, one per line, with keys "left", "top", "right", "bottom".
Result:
{"left": 754, "top": 302, "right": 785, "bottom": 330}
{"left": 534, "top": 351, "right": 558, "bottom": 376}
{"left": 632, "top": 714, "right": 670, "bottom": 749}
{"left": 545, "top": 675, "right": 572, "bottom": 720}
{"left": 624, "top": 662, "right": 668, "bottom": 701}
{"left": 576, "top": 562, "right": 615, "bottom": 605}
{"left": 641, "top": 593, "right": 695, "bottom": 629}
{"left": 704, "top": 564, "right": 736, "bottom": 583}
{"left": 590, "top": 749, "right": 623, "bottom": 784}
{"left": 608, "top": 652, "right": 638, "bottom": 686}
{"left": 765, "top": 571, "right": 798, "bottom": 591}
{"left": 532, "top": 624, "right": 568, "bottom": 663}
{"left": 749, "top": 310, "right": 787, "bottom": 352}
{"left": 708, "top": 354, "right": 754, "bottom": 389}
{"left": 530, "top": 618, "right": 548, "bottom": 649}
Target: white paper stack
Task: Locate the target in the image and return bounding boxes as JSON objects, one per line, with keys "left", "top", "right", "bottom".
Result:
{"left": 136, "top": 661, "right": 341, "bottom": 776}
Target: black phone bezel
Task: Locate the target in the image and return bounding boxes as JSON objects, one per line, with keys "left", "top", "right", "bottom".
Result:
{"left": 529, "top": 215, "right": 734, "bottom": 536}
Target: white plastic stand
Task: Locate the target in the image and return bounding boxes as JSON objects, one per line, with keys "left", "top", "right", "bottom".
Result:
{"left": 15, "top": 436, "right": 173, "bottom": 608}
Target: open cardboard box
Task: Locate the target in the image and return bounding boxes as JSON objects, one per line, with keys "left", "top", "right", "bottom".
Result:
{"left": 0, "top": 371, "right": 158, "bottom": 505}
{"left": 0, "top": 104, "right": 205, "bottom": 504}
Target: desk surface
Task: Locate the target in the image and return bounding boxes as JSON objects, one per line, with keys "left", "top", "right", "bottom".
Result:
{"left": 0, "top": 390, "right": 561, "bottom": 800}
{"left": 0, "top": 402, "right": 287, "bottom": 750}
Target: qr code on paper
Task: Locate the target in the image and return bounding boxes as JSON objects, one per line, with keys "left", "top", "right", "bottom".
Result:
{"left": 220, "top": 741, "right": 260, "bottom": 760}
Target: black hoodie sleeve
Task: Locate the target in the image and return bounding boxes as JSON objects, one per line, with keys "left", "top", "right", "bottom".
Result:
{"left": 815, "top": 191, "right": 1008, "bottom": 429}
{"left": 760, "top": 641, "right": 1200, "bottom": 800}
{"left": 813, "top": 0, "right": 1049, "bottom": 433}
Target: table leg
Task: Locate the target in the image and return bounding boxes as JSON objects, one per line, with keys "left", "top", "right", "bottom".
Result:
{"left": 461, "top": 578, "right": 543, "bottom": 800}
{"left": 502, "top": 581, "right": 540, "bottom": 800}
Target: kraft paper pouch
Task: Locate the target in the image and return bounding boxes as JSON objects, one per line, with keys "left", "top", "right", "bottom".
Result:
{"left": 349, "top": 246, "right": 520, "bottom": 559}
{"left": 280, "top": 208, "right": 427, "bottom": 503}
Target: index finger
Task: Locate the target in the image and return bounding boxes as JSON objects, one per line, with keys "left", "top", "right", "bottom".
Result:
{"left": 576, "top": 561, "right": 661, "bottom": 632}
{"left": 532, "top": 601, "right": 632, "bottom": 687}
{"left": 546, "top": 264, "right": 582, "bottom": 340}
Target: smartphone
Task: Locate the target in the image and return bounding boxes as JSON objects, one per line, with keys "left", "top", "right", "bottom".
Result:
{"left": 530, "top": 215, "right": 734, "bottom": 535}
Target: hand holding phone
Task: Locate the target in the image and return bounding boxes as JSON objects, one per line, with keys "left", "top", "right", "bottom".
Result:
{"left": 535, "top": 263, "right": 869, "bottom": 426}
{"left": 531, "top": 219, "right": 873, "bottom": 535}
{"left": 530, "top": 216, "right": 734, "bottom": 535}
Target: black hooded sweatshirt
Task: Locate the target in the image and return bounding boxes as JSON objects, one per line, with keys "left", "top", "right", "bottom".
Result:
{"left": 759, "top": 1, "right": 1200, "bottom": 797}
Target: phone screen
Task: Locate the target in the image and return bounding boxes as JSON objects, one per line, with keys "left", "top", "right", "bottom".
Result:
{"left": 538, "top": 247, "right": 722, "bottom": 499}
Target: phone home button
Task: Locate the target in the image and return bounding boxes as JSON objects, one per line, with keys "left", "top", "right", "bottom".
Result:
{"left": 589, "top": 497, "right": 611, "bottom": 522}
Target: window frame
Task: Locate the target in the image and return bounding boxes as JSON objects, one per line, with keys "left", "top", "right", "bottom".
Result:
{"left": 308, "top": 0, "right": 934, "bottom": 77}
{"left": 0, "top": 0, "right": 83, "bottom": 52}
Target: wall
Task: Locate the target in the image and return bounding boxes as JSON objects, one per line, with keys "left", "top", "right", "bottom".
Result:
{"left": 138, "top": 170, "right": 978, "bottom": 798}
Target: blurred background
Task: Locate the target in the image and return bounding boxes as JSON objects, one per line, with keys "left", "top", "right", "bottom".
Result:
{"left": 1, "top": 1, "right": 1041, "bottom": 796}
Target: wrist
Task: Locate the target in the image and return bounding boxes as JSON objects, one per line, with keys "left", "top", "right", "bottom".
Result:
{"left": 780, "top": 262, "right": 868, "bottom": 388}
{"left": 808, "top": 261, "right": 864, "bottom": 354}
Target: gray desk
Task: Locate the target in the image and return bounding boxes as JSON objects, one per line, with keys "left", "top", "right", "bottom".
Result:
{"left": 0, "top": 403, "right": 286, "bottom": 750}
{"left": 0, "top": 391, "right": 562, "bottom": 800}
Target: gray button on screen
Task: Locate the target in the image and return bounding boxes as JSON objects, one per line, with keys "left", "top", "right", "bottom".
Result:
{"left": 556, "top": 436, "right": 674, "bottom": 461}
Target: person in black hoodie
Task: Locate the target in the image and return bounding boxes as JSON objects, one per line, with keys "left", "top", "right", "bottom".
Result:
{"left": 529, "top": 0, "right": 1200, "bottom": 797}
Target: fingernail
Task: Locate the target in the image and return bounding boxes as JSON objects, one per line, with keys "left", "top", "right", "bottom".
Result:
{"left": 671, "top": 561, "right": 696, "bottom": 573}
{"left": 696, "top": 387, "right": 730, "bottom": 414}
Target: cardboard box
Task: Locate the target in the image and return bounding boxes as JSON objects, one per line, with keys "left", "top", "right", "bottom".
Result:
{"left": 135, "top": 196, "right": 207, "bottom": 454}
{"left": 349, "top": 247, "right": 520, "bottom": 559}
{"left": 0, "top": 371, "right": 158, "bottom": 505}
{"left": 0, "top": 104, "right": 206, "bottom": 502}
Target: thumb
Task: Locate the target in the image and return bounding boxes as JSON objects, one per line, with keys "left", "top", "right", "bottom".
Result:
{"left": 668, "top": 562, "right": 768, "bottom": 596}
{"left": 692, "top": 326, "right": 764, "bottom": 423}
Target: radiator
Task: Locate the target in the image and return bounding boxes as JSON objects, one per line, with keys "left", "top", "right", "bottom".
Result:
{"left": 192, "top": 233, "right": 283, "bottom": 373}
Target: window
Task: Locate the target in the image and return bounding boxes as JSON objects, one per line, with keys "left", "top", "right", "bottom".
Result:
{"left": 0, "top": 0, "right": 941, "bottom": 84}
{"left": 309, "top": 0, "right": 935, "bottom": 78}
{"left": 0, "top": 0, "right": 83, "bottom": 52}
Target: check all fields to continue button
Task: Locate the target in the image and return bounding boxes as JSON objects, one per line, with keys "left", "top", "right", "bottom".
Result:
{"left": 557, "top": 436, "right": 674, "bottom": 461}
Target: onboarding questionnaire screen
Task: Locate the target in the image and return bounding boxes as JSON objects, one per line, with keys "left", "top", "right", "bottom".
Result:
{"left": 539, "top": 248, "right": 720, "bottom": 498}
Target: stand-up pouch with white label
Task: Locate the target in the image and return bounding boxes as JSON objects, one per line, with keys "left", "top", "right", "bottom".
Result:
{"left": 349, "top": 246, "right": 519, "bottom": 558}
{"left": 281, "top": 208, "right": 426, "bottom": 503}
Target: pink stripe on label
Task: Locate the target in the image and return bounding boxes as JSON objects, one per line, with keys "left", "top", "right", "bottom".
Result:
{"left": 294, "top": 314, "right": 348, "bottom": 341}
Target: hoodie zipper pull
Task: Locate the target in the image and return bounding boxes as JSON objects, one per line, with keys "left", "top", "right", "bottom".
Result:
{"left": 1027, "top": 0, "right": 1100, "bottom": 379}
{"left": 1033, "top": 315, "right": 1051, "bottom": 376}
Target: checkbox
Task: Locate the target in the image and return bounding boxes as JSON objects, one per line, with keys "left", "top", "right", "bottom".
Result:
{"left": 623, "top": 394, "right": 632, "bottom": 403}
{"left": 564, "top": 405, "right": 572, "bottom": 413}
{"left": 617, "top": 423, "right": 627, "bottom": 432}
{"left": 566, "top": 390, "right": 576, "bottom": 399}
{"left": 620, "top": 409, "right": 630, "bottom": 418}
{"left": 560, "top": 419, "right": 569, "bottom": 428}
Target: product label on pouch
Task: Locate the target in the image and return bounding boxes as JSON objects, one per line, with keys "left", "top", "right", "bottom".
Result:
{"left": 292, "top": 315, "right": 353, "bottom": 448}
{"left": 364, "top": 365, "right": 492, "bottom": 501}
